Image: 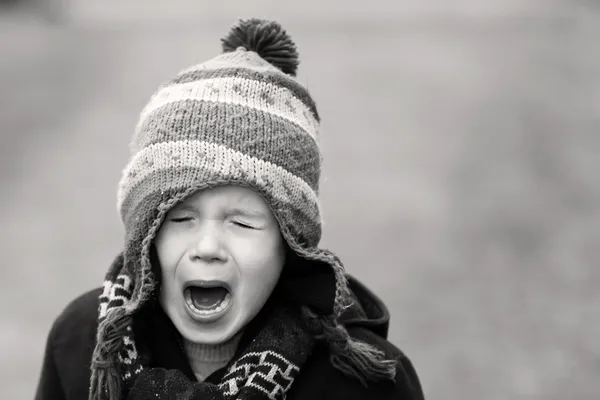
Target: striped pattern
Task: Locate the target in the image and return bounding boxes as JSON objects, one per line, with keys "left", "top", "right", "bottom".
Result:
{"left": 98, "top": 275, "right": 133, "bottom": 319}
{"left": 170, "top": 67, "right": 320, "bottom": 121}
{"left": 118, "top": 45, "right": 325, "bottom": 271}
{"left": 135, "top": 77, "right": 319, "bottom": 146}
{"left": 133, "top": 101, "right": 321, "bottom": 189}
{"left": 117, "top": 140, "right": 321, "bottom": 223}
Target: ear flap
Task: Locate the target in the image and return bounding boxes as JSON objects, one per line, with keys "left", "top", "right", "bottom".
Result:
{"left": 147, "top": 245, "right": 163, "bottom": 304}
{"left": 276, "top": 250, "right": 336, "bottom": 315}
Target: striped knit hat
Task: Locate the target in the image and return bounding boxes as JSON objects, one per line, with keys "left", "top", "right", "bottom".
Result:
{"left": 91, "top": 18, "right": 395, "bottom": 400}
{"left": 113, "top": 17, "right": 351, "bottom": 319}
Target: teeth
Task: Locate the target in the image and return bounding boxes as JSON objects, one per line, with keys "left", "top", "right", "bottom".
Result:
{"left": 186, "top": 292, "right": 231, "bottom": 315}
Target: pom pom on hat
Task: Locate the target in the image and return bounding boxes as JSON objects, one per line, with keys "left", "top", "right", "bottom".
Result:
{"left": 221, "top": 18, "right": 299, "bottom": 76}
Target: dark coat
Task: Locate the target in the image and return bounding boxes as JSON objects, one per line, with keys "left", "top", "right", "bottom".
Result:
{"left": 35, "top": 277, "right": 425, "bottom": 400}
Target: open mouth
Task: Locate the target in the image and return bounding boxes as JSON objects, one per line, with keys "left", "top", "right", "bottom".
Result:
{"left": 183, "top": 280, "right": 232, "bottom": 320}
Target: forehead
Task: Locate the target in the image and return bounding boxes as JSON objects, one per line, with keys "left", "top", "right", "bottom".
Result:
{"left": 177, "top": 185, "right": 269, "bottom": 210}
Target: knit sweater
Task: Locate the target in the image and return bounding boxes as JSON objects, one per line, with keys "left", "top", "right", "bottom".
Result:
{"left": 182, "top": 334, "right": 242, "bottom": 382}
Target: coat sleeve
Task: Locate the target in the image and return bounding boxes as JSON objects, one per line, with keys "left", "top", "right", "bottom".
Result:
{"left": 34, "top": 321, "right": 66, "bottom": 400}
{"left": 395, "top": 353, "right": 426, "bottom": 400}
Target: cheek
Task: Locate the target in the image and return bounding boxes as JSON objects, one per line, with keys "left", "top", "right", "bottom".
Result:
{"left": 154, "top": 228, "right": 184, "bottom": 275}
{"left": 232, "top": 233, "right": 285, "bottom": 283}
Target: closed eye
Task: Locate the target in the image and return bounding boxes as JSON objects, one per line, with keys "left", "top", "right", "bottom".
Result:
{"left": 233, "top": 221, "right": 256, "bottom": 229}
{"left": 170, "top": 217, "right": 193, "bottom": 223}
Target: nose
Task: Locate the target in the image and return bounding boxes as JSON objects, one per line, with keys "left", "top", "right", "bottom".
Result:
{"left": 188, "top": 222, "right": 227, "bottom": 263}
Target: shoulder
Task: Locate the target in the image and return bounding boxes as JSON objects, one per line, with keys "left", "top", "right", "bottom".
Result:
{"left": 38, "top": 289, "right": 102, "bottom": 399}
{"left": 54, "top": 288, "right": 102, "bottom": 326}
{"left": 291, "top": 328, "right": 425, "bottom": 400}
{"left": 357, "top": 330, "right": 425, "bottom": 400}
{"left": 46, "top": 288, "right": 102, "bottom": 376}
{"left": 49, "top": 288, "right": 102, "bottom": 347}
{"left": 36, "top": 289, "right": 101, "bottom": 399}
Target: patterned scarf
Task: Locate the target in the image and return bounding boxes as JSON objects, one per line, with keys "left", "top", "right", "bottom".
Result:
{"left": 90, "top": 251, "right": 328, "bottom": 400}
{"left": 90, "top": 240, "right": 396, "bottom": 400}
{"left": 127, "top": 301, "right": 316, "bottom": 400}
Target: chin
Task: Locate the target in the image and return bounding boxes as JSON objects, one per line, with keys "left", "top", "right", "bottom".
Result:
{"left": 177, "top": 307, "right": 242, "bottom": 345}
{"left": 184, "top": 329, "right": 232, "bottom": 345}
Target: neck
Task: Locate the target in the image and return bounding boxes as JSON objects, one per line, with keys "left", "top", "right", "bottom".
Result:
{"left": 183, "top": 333, "right": 242, "bottom": 382}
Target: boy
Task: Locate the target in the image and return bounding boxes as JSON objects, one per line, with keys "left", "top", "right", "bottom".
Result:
{"left": 35, "top": 18, "right": 425, "bottom": 400}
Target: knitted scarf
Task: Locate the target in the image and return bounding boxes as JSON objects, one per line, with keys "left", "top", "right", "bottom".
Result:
{"left": 127, "top": 302, "right": 315, "bottom": 400}
{"left": 90, "top": 250, "right": 397, "bottom": 400}
{"left": 91, "top": 251, "right": 316, "bottom": 400}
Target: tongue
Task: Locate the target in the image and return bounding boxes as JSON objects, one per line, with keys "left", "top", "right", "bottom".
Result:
{"left": 189, "top": 287, "right": 228, "bottom": 310}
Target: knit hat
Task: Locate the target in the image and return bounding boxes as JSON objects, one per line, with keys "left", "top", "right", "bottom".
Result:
{"left": 91, "top": 18, "right": 395, "bottom": 400}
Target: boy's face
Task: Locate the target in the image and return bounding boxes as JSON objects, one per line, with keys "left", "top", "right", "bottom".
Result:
{"left": 154, "top": 185, "right": 285, "bottom": 345}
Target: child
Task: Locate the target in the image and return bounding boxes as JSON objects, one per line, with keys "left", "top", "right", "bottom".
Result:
{"left": 35, "top": 18, "right": 425, "bottom": 400}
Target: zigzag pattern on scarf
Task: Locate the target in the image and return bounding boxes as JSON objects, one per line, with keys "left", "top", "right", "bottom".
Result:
{"left": 99, "top": 275, "right": 134, "bottom": 320}
{"left": 98, "top": 274, "right": 303, "bottom": 399}
{"left": 98, "top": 274, "right": 144, "bottom": 384}
{"left": 219, "top": 351, "right": 299, "bottom": 400}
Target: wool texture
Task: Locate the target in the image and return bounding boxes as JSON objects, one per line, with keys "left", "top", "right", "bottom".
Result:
{"left": 90, "top": 18, "right": 396, "bottom": 400}
{"left": 129, "top": 304, "right": 316, "bottom": 400}
{"left": 183, "top": 333, "right": 242, "bottom": 382}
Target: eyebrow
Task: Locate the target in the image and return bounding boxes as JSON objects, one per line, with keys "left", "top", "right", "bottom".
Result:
{"left": 171, "top": 203, "right": 268, "bottom": 219}
{"left": 171, "top": 204, "right": 197, "bottom": 213}
{"left": 223, "top": 206, "right": 267, "bottom": 219}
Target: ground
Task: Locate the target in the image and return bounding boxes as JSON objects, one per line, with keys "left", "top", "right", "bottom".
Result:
{"left": 0, "top": 1, "right": 598, "bottom": 399}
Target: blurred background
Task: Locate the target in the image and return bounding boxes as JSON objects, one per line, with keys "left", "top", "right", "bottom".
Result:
{"left": 1, "top": 1, "right": 599, "bottom": 399}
